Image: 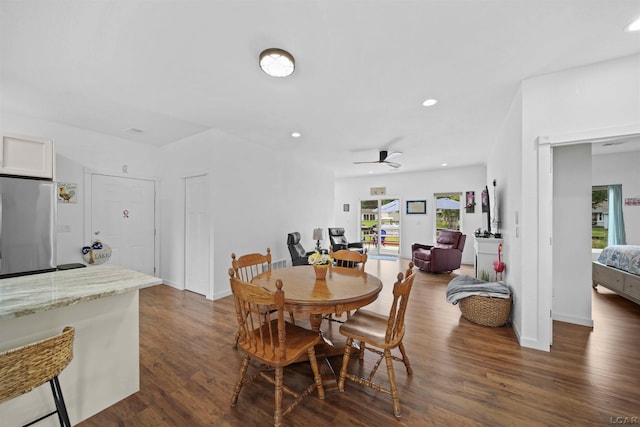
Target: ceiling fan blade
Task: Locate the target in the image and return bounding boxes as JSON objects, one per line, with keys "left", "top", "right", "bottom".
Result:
{"left": 355, "top": 149, "right": 402, "bottom": 167}
{"left": 385, "top": 151, "right": 402, "bottom": 161}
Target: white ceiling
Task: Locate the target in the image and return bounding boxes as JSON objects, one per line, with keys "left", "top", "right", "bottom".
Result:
{"left": 2, "top": 1, "right": 640, "bottom": 178}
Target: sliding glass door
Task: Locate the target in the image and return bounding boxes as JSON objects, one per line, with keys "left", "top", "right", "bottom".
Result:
{"left": 360, "top": 199, "right": 400, "bottom": 258}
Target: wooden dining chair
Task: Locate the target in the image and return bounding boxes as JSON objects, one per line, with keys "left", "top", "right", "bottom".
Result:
{"left": 330, "top": 247, "right": 367, "bottom": 270}
{"left": 324, "top": 248, "right": 368, "bottom": 324}
{"left": 231, "top": 248, "right": 294, "bottom": 348}
{"left": 231, "top": 248, "right": 272, "bottom": 282}
{"left": 228, "top": 269, "right": 325, "bottom": 427}
{"left": 337, "top": 262, "right": 415, "bottom": 419}
{"left": 0, "top": 327, "right": 75, "bottom": 427}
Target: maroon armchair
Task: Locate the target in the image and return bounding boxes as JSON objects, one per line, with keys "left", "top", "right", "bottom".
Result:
{"left": 411, "top": 230, "right": 466, "bottom": 273}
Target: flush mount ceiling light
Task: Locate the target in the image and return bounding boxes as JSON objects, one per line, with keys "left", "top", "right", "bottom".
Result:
{"left": 422, "top": 98, "right": 438, "bottom": 107}
{"left": 259, "top": 48, "right": 295, "bottom": 77}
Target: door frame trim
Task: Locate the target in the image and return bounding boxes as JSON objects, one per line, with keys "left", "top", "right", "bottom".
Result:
{"left": 535, "top": 122, "right": 640, "bottom": 351}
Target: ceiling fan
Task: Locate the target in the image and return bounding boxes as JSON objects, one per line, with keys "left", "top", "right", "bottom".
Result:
{"left": 353, "top": 150, "right": 402, "bottom": 168}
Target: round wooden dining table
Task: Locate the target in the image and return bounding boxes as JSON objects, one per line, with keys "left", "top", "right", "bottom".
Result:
{"left": 252, "top": 265, "right": 383, "bottom": 392}
{"left": 251, "top": 265, "right": 383, "bottom": 332}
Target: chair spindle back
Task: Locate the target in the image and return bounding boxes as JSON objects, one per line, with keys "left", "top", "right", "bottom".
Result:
{"left": 330, "top": 248, "right": 367, "bottom": 270}
{"left": 229, "top": 268, "right": 286, "bottom": 360}
{"left": 384, "top": 262, "right": 415, "bottom": 345}
{"left": 231, "top": 248, "right": 272, "bottom": 282}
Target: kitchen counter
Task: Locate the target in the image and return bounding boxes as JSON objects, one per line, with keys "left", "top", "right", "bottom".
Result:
{"left": 0, "top": 265, "right": 162, "bottom": 427}
{"left": 0, "top": 264, "right": 162, "bottom": 320}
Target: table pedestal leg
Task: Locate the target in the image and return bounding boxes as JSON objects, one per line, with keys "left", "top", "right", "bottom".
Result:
{"left": 309, "top": 313, "right": 340, "bottom": 394}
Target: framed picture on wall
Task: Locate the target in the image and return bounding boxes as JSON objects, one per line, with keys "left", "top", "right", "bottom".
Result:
{"left": 58, "top": 182, "right": 78, "bottom": 203}
{"left": 406, "top": 200, "right": 426, "bottom": 214}
{"left": 481, "top": 188, "right": 489, "bottom": 213}
{"left": 465, "top": 191, "right": 475, "bottom": 213}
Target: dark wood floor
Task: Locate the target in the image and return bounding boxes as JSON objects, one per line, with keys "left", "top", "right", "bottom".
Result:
{"left": 78, "top": 259, "right": 640, "bottom": 426}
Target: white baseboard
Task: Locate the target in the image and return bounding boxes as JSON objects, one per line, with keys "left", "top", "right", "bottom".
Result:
{"left": 213, "top": 289, "right": 232, "bottom": 300}
{"left": 513, "top": 321, "right": 551, "bottom": 352}
{"left": 553, "top": 312, "right": 594, "bottom": 328}
{"left": 162, "top": 279, "right": 183, "bottom": 290}
{"left": 518, "top": 335, "right": 550, "bottom": 352}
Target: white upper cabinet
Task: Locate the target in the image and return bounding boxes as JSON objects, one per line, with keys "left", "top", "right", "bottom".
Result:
{"left": 0, "top": 133, "right": 54, "bottom": 179}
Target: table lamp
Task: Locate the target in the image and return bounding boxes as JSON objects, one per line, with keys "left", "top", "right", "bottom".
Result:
{"left": 312, "top": 228, "right": 324, "bottom": 252}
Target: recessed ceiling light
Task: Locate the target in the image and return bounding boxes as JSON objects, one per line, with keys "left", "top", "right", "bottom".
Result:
{"left": 259, "top": 48, "right": 295, "bottom": 77}
{"left": 626, "top": 16, "right": 640, "bottom": 31}
{"left": 291, "top": 132, "right": 301, "bottom": 138}
{"left": 441, "top": 163, "right": 448, "bottom": 167}
{"left": 422, "top": 98, "right": 438, "bottom": 107}
{"left": 368, "top": 171, "right": 373, "bottom": 174}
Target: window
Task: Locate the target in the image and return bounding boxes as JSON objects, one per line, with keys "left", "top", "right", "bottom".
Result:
{"left": 435, "top": 193, "right": 461, "bottom": 239}
{"left": 592, "top": 186, "right": 608, "bottom": 249}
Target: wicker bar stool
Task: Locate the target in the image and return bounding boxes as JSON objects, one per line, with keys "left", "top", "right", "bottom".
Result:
{"left": 0, "top": 327, "right": 75, "bottom": 427}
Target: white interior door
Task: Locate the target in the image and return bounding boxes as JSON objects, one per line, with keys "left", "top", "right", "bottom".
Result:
{"left": 91, "top": 174, "right": 156, "bottom": 276}
{"left": 185, "top": 175, "right": 210, "bottom": 296}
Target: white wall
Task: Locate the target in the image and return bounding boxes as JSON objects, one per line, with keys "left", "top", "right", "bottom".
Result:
{"left": 2, "top": 113, "right": 160, "bottom": 266}
{"left": 553, "top": 144, "right": 593, "bottom": 326}
{"left": 158, "top": 129, "right": 335, "bottom": 299}
{"left": 486, "top": 87, "right": 523, "bottom": 339}
{"left": 335, "top": 165, "right": 486, "bottom": 264}
{"left": 520, "top": 53, "right": 640, "bottom": 350}
{"left": 593, "top": 150, "right": 640, "bottom": 244}
{"left": 2, "top": 113, "right": 335, "bottom": 299}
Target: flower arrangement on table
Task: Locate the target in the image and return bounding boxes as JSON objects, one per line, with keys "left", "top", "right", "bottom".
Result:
{"left": 308, "top": 251, "right": 333, "bottom": 279}
{"left": 308, "top": 251, "right": 332, "bottom": 266}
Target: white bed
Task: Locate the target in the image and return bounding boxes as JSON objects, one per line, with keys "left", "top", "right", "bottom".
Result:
{"left": 592, "top": 245, "right": 640, "bottom": 305}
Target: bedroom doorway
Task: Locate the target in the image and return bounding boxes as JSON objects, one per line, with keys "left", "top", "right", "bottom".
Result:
{"left": 538, "top": 126, "right": 640, "bottom": 349}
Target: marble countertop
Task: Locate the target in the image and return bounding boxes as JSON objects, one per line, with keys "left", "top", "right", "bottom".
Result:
{"left": 0, "top": 265, "right": 163, "bottom": 320}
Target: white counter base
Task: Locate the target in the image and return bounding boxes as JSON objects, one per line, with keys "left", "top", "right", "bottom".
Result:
{"left": 0, "top": 290, "right": 140, "bottom": 426}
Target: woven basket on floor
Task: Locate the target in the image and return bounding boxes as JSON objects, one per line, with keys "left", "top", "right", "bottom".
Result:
{"left": 459, "top": 295, "right": 512, "bottom": 327}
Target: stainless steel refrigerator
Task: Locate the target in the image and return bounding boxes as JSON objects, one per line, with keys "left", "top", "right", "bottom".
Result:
{"left": 0, "top": 176, "right": 57, "bottom": 278}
